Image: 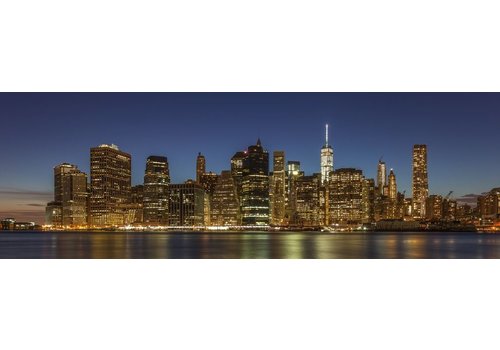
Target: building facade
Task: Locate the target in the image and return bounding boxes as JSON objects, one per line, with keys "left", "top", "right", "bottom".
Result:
{"left": 412, "top": 144, "right": 429, "bottom": 219}
{"left": 211, "top": 171, "right": 240, "bottom": 226}
{"left": 89, "top": 144, "right": 132, "bottom": 227}
{"left": 241, "top": 139, "right": 270, "bottom": 226}
{"left": 320, "top": 124, "right": 334, "bottom": 185}
{"left": 143, "top": 156, "right": 170, "bottom": 225}
{"left": 168, "top": 181, "right": 205, "bottom": 226}
{"left": 270, "top": 151, "right": 286, "bottom": 226}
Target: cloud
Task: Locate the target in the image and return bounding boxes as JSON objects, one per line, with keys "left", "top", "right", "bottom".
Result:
{"left": 24, "top": 203, "right": 46, "bottom": 207}
{"left": 457, "top": 193, "right": 481, "bottom": 205}
{"left": 0, "top": 188, "right": 52, "bottom": 197}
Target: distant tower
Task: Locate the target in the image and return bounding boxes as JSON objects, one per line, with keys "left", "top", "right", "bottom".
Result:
{"left": 320, "top": 124, "right": 334, "bottom": 185}
{"left": 377, "top": 159, "right": 387, "bottom": 195}
{"left": 196, "top": 152, "right": 206, "bottom": 184}
{"left": 388, "top": 169, "right": 397, "bottom": 200}
{"left": 412, "top": 145, "right": 429, "bottom": 219}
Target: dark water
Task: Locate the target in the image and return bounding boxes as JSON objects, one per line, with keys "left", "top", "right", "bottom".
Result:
{"left": 0, "top": 231, "right": 499, "bottom": 259}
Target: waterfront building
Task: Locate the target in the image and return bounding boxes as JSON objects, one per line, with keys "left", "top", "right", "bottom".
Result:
{"left": 130, "top": 185, "right": 144, "bottom": 223}
{"left": 168, "top": 181, "right": 205, "bottom": 226}
{"left": 48, "top": 163, "right": 88, "bottom": 227}
{"left": 196, "top": 152, "right": 206, "bottom": 184}
{"left": 320, "top": 124, "right": 334, "bottom": 185}
{"left": 241, "top": 139, "right": 270, "bottom": 226}
{"left": 362, "top": 178, "right": 376, "bottom": 224}
{"left": 211, "top": 171, "right": 240, "bottom": 226}
{"left": 45, "top": 202, "right": 62, "bottom": 226}
{"left": 294, "top": 173, "right": 321, "bottom": 227}
{"left": 412, "top": 144, "right": 429, "bottom": 219}
{"left": 143, "top": 156, "right": 170, "bottom": 225}
{"left": 425, "top": 195, "right": 443, "bottom": 221}
{"left": 328, "top": 168, "right": 364, "bottom": 225}
{"left": 89, "top": 144, "right": 132, "bottom": 227}
{"left": 477, "top": 188, "right": 500, "bottom": 220}
{"left": 270, "top": 151, "right": 286, "bottom": 226}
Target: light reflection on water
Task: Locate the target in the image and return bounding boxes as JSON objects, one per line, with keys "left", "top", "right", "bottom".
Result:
{"left": 0, "top": 232, "right": 499, "bottom": 259}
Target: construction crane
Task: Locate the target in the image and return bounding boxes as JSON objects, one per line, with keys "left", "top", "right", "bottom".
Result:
{"left": 444, "top": 191, "right": 454, "bottom": 200}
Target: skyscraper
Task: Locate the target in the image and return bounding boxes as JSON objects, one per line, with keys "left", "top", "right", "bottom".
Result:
{"left": 89, "top": 144, "right": 132, "bottom": 227}
{"left": 412, "top": 144, "right": 429, "bottom": 219}
{"left": 211, "top": 171, "right": 240, "bottom": 226}
{"left": 329, "top": 168, "right": 365, "bottom": 225}
{"left": 320, "top": 124, "right": 334, "bottom": 185}
{"left": 168, "top": 181, "right": 205, "bottom": 227}
{"left": 377, "top": 160, "right": 387, "bottom": 195}
{"left": 388, "top": 169, "right": 397, "bottom": 200}
{"left": 196, "top": 152, "right": 206, "bottom": 184}
{"left": 270, "top": 151, "right": 286, "bottom": 226}
{"left": 241, "top": 139, "right": 270, "bottom": 226}
{"left": 143, "top": 156, "right": 170, "bottom": 225}
{"left": 286, "top": 161, "right": 302, "bottom": 222}
{"left": 47, "top": 163, "right": 88, "bottom": 227}
{"left": 295, "top": 173, "right": 321, "bottom": 227}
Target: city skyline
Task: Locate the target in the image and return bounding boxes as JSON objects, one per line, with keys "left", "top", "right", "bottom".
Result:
{"left": 1, "top": 93, "right": 500, "bottom": 223}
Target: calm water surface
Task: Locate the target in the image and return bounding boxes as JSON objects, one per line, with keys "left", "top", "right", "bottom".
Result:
{"left": 0, "top": 231, "right": 499, "bottom": 258}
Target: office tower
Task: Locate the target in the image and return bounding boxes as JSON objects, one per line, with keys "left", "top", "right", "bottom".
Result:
{"left": 329, "top": 168, "right": 364, "bottom": 225}
{"left": 294, "top": 173, "right": 321, "bottom": 227}
{"left": 196, "top": 152, "right": 206, "bottom": 184}
{"left": 377, "top": 160, "right": 387, "bottom": 194}
{"left": 231, "top": 151, "right": 246, "bottom": 198}
{"left": 45, "top": 202, "right": 62, "bottom": 227}
{"left": 477, "top": 188, "right": 500, "bottom": 220}
{"left": 89, "top": 144, "right": 132, "bottom": 227}
{"left": 320, "top": 124, "right": 334, "bottom": 185}
{"left": 388, "top": 169, "right": 397, "bottom": 200}
{"left": 412, "top": 145, "right": 429, "bottom": 219}
{"left": 241, "top": 139, "right": 270, "bottom": 226}
{"left": 211, "top": 171, "right": 240, "bottom": 226}
{"left": 286, "top": 161, "right": 302, "bottom": 222}
{"left": 442, "top": 199, "right": 458, "bottom": 221}
{"left": 200, "top": 172, "right": 219, "bottom": 196}
{"left": 47, "top": 163, "right": 88, "bottom": 227}
{"left": 143, "top": 156, "right": 170, "bottom": 225}
{"left": 130, "top": 185, "right": 144, "bottom": 223}
{"left": 362, "top": 178, "right": 376, "bottom": 224}
{"left": 168, "top": 181, "right": 205, "bottom": 226}
{"left": 270, "top": 151, "right": 286, "bottom": 226}
{"left": 426, "top": 195, "right": 443, "bottom": 221}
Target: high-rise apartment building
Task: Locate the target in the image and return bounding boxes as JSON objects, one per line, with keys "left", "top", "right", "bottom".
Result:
{"left": 426, "top": 195, "right": 443, "bottom": 221}
{"left": 89, "top": 144, "right": 132, "bottom": 227}
{"left": 211, "top": 171, "right": 240, "bottom": 226}
{"left": 320, "top": 124, "right": 334, "bottom": 185}
{"left": 241, "top": 139, "right": 270, "bottom": 226}
{"left": 270, "top": 151, "right": 286, "bottom": 226}
{"left": 143, "top": 156, "right": 170, "bottom": 225}
{"left": 412, "top": 145, "right": 429, "bottom": 219}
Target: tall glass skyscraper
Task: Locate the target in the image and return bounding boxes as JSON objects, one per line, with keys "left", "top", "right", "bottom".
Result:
{"left": 241, "top": 139, "right": 270, "bottom": 226}
{"left": 320, "top": 124, "right": 334, "bottom": 185}
{"left": 143, "top": 156, "right": 170, "bottom": 225}
{"left": 270, "top": 151, "right": 286, "bottom": 226}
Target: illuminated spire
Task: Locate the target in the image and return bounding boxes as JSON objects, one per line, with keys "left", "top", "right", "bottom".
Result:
{"left": 325, "top": 124, "right": 329, "bottom": 146}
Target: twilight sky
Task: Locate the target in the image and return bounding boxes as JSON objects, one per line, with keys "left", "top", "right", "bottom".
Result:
{"left": 0, "top": 93, "right": 499, "bottom": 223}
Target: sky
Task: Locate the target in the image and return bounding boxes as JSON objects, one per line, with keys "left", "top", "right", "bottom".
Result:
{"left": 1, "top": 92, "right": 499, "bottom": 223}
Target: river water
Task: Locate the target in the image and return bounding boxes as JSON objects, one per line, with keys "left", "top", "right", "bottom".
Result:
{"left": 0, "top": 231, "right": 499, "bottom": 258}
